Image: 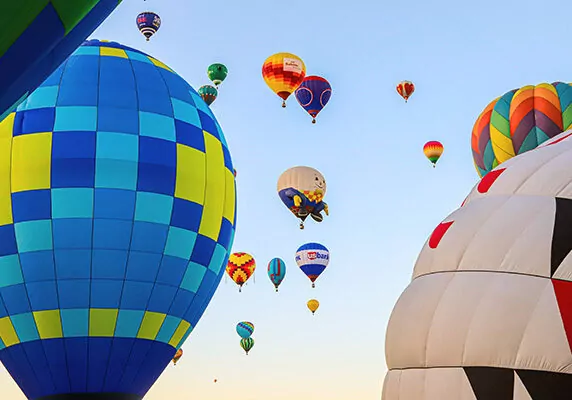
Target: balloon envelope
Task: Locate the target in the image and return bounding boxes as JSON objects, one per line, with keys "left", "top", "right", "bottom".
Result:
{"left": 383, "top": 130, "right": 572, "bottom": 399}
{"left": 226, "top": 253, "right": 256, "bottom": 288}
{"left": 236, "top": 321, "right": 254, "bottom": 339}
{"left": 307, "top": 299, "right": 319, "bottom": 314}
{"left": 0, "top": 0, "right": 120, "bottom": 121}
{"left": 396, "top": 80, "right": 415, "bottom": 102}
{"left": 262, "top": 52, "right": 306, "bottom": 106}
{"left": 240, "top": 337, "right": 255, "bottom": 355}
{"left": 471, "top": 82, "right": 572, "bottom": 177}
{"left": 294, "top": 76, "right": 332, "bottom": 123}
{"left": 198, "top": 85, "right": 218, "bottom": 106}
{"left": 0, "top": 40, "right": 236, "bottom": 400}
{"left": 207, "top": 63, "right": 228, "bottom": 86}
{"left": 423, "top": 141, "right": 443, "bottom": 166}
{"left": 267, "top": 258, "right": 286, "bottom": 290}
{"left": 136, "top": 11, "right": 161, "bottom": 41}
{"left": 295, "top": 243, "right": 330, "bottom": 287}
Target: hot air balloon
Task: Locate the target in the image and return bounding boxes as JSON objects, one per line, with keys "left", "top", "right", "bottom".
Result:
{"left": 236, "top": 321, "right": 255, "bottom": 339}
{"left": 136, "top": 11, "right": 161, "bottom": 41}
{"left": 268, "top": 258, "right": 286, "bottom": 291}
{"left": 173, "top": 349, "right": 183, "bottom": 365}
{"left": 207, "top": 63, "right": 228, "bottom": 88}
{"left": 198, "top": 85, "right": 218, "bottom": 106}
{"left": 472, "top": 82, "right": 572, "bottom": 178}
{"left": 295, "top": 243, "right": 330, "bottom": 288}
{"left": 240, "top": 337, "right": 255, "bottom": 355}
{"left": 277, "top": 166, "right": 328, "bottom": 229}
{"left": 0, "top": 39, "right": 236, "bottom": 400}
{"left": 214, "top": 379, "right": 218, "bottom": 383}
{"left": 0, "top": 1, "right": 120, "bottom": 122}
{"left": 396, "top": 80, "right": 415, "bottom": 102}
{"left": 383, "top": 129, "right": 572, "bottom": 399}
{"left": 307, "top": 299, "right": 320, "bottom": 315}
{"left": 226, "top": 253, "right": 256, "bottom": 292}
{"left": 423, "top": 141, "right": 443, "bottom": 167}
{"left": 294, "top": 75, "right": 332, "bottom": 123}
{"left": 262, "top": 52, "right": 306, "bottom": 108}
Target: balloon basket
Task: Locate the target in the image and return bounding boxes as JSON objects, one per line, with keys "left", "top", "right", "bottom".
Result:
{"left": 282, "top": 100, "right": 286, "bottom": 108}
{"left": 312, "top": 283, "right": 315, "bottom": 288}
{"left": 312, "top": 119, "right": 316, "bottom": 124}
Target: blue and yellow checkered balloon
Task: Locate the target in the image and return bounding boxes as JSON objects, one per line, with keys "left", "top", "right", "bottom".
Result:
{"left": 0, "top": 39, "right": 236, "bottom": 400}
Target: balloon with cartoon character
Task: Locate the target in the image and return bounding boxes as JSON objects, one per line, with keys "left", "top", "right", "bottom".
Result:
{"left": 277, "top": 166, "right": 329, "bottom": 229}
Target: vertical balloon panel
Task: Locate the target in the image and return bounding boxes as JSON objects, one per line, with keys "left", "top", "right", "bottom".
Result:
{"left": 0, "top": 40, "right": 236, "bottom": 400}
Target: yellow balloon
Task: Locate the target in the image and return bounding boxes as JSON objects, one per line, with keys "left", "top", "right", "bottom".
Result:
{"left": 262, "top": 52, "right": 306, "bottom": 107}
{"left": 307, "top": 299, "right": 320, "bottom": 315}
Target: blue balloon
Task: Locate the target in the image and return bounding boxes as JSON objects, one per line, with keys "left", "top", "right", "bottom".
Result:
{"left": 236, "top": 321, "right": 254, "bottom": 339}
{"left": 267, "top": 257, "right": 286, "bottom": 291}
{"left": 294, "top": 75, "right": 332, "bottom": 123}
{"left": 0, "top": 40, "right": 236, "bottom": 400}
{"left": 136, "top": 11, "right": 161, "bottom": 41}
{"left": 0, "top": 1, "right": 120, "bottom": 122}
{"left": 295, "top": 243, "right": 330, "bottom": 288}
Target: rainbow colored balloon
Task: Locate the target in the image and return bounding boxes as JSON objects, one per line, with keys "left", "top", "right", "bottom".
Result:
{"left": 471, "top": 82, "right": 572, "bottom": 177}
{"left": 236, "top": 321, "right": 254, "bottom": 339}
{"left": 423, "top": 141, "right": 444, "bottom": 167}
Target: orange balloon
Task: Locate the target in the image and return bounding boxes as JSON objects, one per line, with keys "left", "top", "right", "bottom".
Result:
{"left": 172, "top": 348, "right": 183, "bottom": 365}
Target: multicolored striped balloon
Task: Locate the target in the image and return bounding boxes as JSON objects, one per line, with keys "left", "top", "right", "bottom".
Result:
{"left": 423, "top": 141, "right": 444, "bottom": 167}
{"left": 267, "top": 257, "right": 286, "bottom": 291}
{"left": 471, "top": 82, "right": 572, "bottom": 177}
{"left": 226, "top": 252, "right": 256, "bottom": 292}
{"left": 262, "top": 52, "right": 306, "bottom": 107}
{"left": 236, "top": 321, "right": 254, "bottom": 339}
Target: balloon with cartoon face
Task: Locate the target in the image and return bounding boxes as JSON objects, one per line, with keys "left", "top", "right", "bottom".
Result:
{"left": 277, "top": 166, "right": 329, "bottom": 229}
{"left": 383, "top": 129, "right": 572, "bottom": 399}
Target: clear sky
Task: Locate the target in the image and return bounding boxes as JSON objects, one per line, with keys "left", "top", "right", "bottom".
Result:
{"left": 2, "top": 0, "right": 572, "bottom": 399}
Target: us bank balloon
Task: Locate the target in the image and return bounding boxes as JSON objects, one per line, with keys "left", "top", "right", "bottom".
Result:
{"left": 0, "top": 0, "right": 121, "bottom": 121}
{"left": 0, "top": 39, "right": 236, "bottom": 400}
{"left": 383, "top": 129, "right": 572, "bottom": 399}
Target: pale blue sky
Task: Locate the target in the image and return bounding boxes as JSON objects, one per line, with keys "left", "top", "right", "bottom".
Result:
{"left": 2, "top": 0, "right": 572, "bottom": 398}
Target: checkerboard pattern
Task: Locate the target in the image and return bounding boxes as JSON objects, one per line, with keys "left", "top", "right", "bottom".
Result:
{"left": 0, "top": 39, "right": 236, "bottom": 399}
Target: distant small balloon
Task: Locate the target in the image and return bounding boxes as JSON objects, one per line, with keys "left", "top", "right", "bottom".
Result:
{"left": 423, "top": 140, "right": 444, "bottom": 167}
{"left": 240, "top": 337, "right": 255, "bottom": 355}
{"left": 172, "top": 348, "right": 183, "bottom": 365}
{"left": 396, "top": 80, "right": 415, "bottom": 102}
{"left": 208, "top": 63, "right": 228, "bottom": 87}
{"left": 236, "top": 321, "right": 255, "bottom": 339}
{"left": 295, "top": 76, "right": 332, "bottom": 123}
{"left": 136, "top": 11, "right": 161, "bottom": 41}
{"left": 198, "top": 84, "right": 218, "bottom": 106}
{"left": 307, "top": 299, "right": 320, "bottom": 315}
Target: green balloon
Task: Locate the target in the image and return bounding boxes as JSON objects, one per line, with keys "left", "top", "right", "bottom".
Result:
{"left": 198, "top": 85, "right": 218, "bottom": 106}
{"left": 207, "top": 63, "right": 228, "bottom": 87}
{"left": 240, "top": 337, "right": 255, "bottom": 355}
